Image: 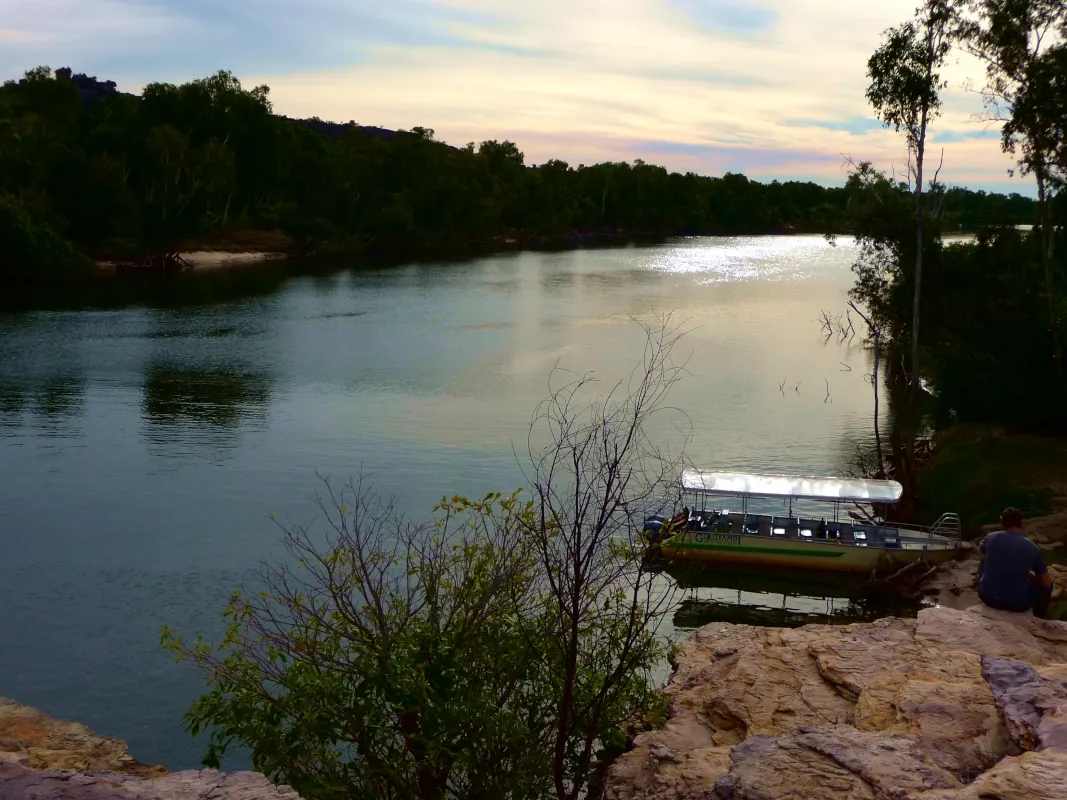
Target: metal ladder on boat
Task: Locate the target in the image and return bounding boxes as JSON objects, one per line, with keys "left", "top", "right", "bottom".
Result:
{"left": 930, "top": 512, "right": 961, "bottom": 540}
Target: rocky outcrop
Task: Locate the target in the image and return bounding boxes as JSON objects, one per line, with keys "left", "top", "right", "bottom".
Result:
{"left": 0, "top": 763, "right": 300, "bottom": 799}
{"left": 0, "top": 699, "right": 300, "bottom": 799}
{"left": 605, "top": 606, "right": 1067, "bottom": 800}
{"left": 919, "top": 555, "right": 1067, "bottom": 611}
{"left": 982, "top": 656, "right": 1067, "bottom": 752}
{"left": 1021, "top": 499, "right": 1067, "bottom": 547}
{"left": 0, "top": 699, "right": 163, "bottom": 777}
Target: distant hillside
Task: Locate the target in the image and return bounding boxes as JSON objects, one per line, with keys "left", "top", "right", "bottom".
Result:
{"left": 47, "top": 68, "right": 118, "bottom": 105}
{"left": 290, "top": 117, "right": 401, "bottom": 141}
{"left": 29, "top": 68, "right": 404, "bottom": 142}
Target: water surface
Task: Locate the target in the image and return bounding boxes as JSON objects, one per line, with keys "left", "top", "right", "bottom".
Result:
{"left": 0, "top": 236, "right": 884, "bottom": 768}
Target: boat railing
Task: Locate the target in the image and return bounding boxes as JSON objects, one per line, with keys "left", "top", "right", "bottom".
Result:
{"left": 675, "top": 505, "right": 963, "bottom": 549}
{"left": 930, "top": 512, "right": 962, "bottom": 539}
{"left": 887, "top": 513, "right": 962, "bottom": 544}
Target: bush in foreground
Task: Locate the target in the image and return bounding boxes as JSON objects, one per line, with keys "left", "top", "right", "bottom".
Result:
{"left": 163, "top": 318, "right": 689, "bottom": 800}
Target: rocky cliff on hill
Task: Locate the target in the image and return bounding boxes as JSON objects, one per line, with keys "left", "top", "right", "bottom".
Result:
{"left": 606, "top": 605, "right": 1067, "bottom": 800}
{"left": 0, "top": 698, "right": 298, "bottom": 799}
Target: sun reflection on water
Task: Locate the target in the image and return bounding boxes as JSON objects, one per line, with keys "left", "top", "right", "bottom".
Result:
{"left": 645, "top": 235, "right": 856, "bottom": 283}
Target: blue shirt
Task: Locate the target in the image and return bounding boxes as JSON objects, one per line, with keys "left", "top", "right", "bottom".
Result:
{"left": 978, "top": 530, "right": 1047, "bottom": 610}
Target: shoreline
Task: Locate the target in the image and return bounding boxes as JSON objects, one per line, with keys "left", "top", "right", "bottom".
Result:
{"left": 54, "top": 228, "right": 989, "bottom": 284}
{"left": 83, "top": 230, "right": 825, "bottom": 281}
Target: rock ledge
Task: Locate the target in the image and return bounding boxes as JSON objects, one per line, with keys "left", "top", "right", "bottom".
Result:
{"left": 606, "top": 605, "right": 1067, "bottom": 800}
{"left": 0, "top": 698, "right": 299, "bottom": 799}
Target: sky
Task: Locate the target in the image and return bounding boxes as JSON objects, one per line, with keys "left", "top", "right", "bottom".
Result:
{"left": 0, "top": 0, "right": 1035, "bottom": 194}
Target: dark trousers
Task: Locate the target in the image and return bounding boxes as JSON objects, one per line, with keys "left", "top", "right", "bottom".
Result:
{"left": 981, "top": 585, "right": 1053, "bottom": 619}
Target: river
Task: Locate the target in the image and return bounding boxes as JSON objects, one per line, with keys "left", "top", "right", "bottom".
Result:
{"left": 0, "top": 235, "right": 887, "bottom": 769}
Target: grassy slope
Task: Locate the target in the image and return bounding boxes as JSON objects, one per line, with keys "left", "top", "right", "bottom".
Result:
{"left": 916, "top": 424, "right": 1067, "bottom": 538}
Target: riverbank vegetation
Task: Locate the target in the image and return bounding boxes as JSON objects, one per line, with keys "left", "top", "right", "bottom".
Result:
{"left": 0, "top": 65, "right": 1039, "bottom": 282}
{"left": 915, "top": 423, "right": 1067, "bottom": 532}
{"left": 841, "top": 0, "right": 1067, "bottom": 526}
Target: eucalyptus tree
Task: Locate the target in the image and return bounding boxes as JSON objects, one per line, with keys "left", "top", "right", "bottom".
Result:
{"left": 956, "top": 0, "right": 1067, "bottom": 375}
{"left": 866, "top": 0, "right": 955, "bottom": 389}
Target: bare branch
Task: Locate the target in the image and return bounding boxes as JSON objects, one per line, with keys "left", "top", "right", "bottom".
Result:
{"left": 931, "top": 147, "right": 946, "bottom": 187}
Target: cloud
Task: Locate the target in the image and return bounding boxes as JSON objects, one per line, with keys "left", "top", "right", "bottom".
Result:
{"left": 1, "top": 0, "right": 1037, "bottom": 193}
{"left": 0, "top": 0, "right": 510, "bottom": 79}
{"left": 785, "top": 117, "right": 886, "bottom": 136}
{"left": 0, "top": 29, "right": 44, "bottom": 43}
{"left": 933, "top": 128, "right": 1003, "bottom": 144}
{"left": 634, "top": 140, "right": 842, "bottom": 172}
{"left": 666, "top": 0, "right": 778, "bottom": 35}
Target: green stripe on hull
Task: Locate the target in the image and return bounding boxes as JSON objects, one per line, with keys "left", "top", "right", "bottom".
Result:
{"left": 662, "top": 542, "right": 846, "bottom": 558}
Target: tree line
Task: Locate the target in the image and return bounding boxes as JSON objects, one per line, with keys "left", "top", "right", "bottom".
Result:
{"left": 0, "top": 64, "right": 1039, "bottom": 281}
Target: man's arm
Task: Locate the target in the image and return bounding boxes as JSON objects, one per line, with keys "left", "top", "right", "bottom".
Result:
{"left": 1034, "top": 549, "right": 1053, "bottom": 588}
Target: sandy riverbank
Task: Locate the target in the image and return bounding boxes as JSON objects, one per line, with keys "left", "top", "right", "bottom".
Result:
{"left": 95, "top": 250, "right": 288, "bottom": 275}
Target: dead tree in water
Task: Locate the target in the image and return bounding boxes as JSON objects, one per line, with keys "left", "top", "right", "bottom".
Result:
{"left": 849, "top": 301, "right": 886, "bottom": 480}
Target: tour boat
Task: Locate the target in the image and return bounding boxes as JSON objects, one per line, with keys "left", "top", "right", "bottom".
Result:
{"left": 644, "top": 471, "right": 965, "bottom": 573}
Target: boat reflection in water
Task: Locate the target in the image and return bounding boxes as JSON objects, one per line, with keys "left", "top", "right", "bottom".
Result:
{"left": 660, "top": 563, "right": 925, "bottom": 632}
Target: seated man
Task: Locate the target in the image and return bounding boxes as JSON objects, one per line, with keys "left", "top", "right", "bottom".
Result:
{"left": 978, "top": 507, "right": 1053, "bottom": 618}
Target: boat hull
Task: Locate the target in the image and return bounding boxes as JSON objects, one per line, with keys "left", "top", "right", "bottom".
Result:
{"left": 655, "top": 530, "right": 962, "bottom": 573}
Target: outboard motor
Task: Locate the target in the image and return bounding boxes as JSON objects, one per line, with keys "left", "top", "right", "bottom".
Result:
{"left": 643, "top": 515, "right": 667, "bottom": 544}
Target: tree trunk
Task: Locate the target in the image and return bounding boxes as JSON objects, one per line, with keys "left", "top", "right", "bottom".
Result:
{"left": 554, "top": 592, "right": 580, "bottom": 800}
{"left": 912, "top": 105, "right": 928, "bottom": 392}
{"left": 1036, "top": 171, "right": 1063, "bottom": 379}
{"left": 873, "top": 330, "right": 885, "bottom": 479}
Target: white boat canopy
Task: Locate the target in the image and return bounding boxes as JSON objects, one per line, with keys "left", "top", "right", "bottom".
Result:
{"left": 681, "top": 471, "right": 904, "bottom": 504}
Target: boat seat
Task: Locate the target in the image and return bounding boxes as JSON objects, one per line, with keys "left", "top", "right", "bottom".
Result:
{"left": 741, "top": 514, "right": 773, "bottom": 536}
{"left": 832, "top": 523, "right": 854, "bottom": 538}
